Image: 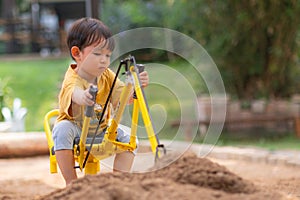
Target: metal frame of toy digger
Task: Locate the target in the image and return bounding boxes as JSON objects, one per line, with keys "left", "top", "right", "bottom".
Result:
{"left": 44, "top": 55, "right": 165, "bottom": 175}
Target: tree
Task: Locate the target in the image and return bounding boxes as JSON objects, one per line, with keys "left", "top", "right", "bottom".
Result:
{"left": 183, "top": 0, "right": 300, "bottom": 99}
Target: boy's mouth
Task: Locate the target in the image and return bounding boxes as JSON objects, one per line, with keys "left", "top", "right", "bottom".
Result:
{"left": 98, "top": 66, "right": 106, "bottom": 71}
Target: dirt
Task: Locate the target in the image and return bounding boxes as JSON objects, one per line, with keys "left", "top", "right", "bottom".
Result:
{"left": 0, "top": 152, "right": 299, "bottom": 200}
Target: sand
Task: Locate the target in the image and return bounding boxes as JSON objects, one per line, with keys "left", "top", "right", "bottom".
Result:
{"left": 39, "top": 153, "right": 284, "bottom": 200}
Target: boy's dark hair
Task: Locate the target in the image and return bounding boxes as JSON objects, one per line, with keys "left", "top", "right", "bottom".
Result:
{"left": 67, "top": 17, "right": 115, "bottom": 60}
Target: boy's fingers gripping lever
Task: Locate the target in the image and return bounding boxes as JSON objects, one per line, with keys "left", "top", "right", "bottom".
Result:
{"left": 85, "top": 85, "right": 98, "bottom": 117}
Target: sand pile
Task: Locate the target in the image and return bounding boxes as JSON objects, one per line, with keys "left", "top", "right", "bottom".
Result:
{"left": 40, "top": 153, "right": 283, "bottom": 200}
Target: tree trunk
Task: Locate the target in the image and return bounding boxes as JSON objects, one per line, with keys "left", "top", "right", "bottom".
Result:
{"left": 0, "top": 132, "right": 49, "bottom": 158}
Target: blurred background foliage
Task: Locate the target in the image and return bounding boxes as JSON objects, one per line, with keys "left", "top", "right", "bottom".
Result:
{"left": 2, "top": 0, "right": 300, "bottom": 100}
{"left": 101, "top": 0, "right": 300, "bottom": 100}
{"left": 1, "top": 0, "right": 300, "bottom": 133}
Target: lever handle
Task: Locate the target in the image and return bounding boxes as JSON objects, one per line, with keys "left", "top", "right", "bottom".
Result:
{"left": 85, "top": 85, "right": 98, "bottom": 117}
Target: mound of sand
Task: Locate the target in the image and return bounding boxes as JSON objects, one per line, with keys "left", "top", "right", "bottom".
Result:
{"left": 40, "top": 153, "right": 282, "bottom": 200}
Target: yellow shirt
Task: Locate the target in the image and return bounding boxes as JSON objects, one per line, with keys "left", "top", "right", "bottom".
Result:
{"left": 56, "top": 64, "right": 124, "bottom": 134}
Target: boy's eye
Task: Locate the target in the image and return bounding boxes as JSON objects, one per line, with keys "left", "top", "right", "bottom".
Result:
{"left": 92, "top": 52, "right": 111, "bottom": 58}
{"left": 93, "top": 52, "right": 101, "bottom": 56}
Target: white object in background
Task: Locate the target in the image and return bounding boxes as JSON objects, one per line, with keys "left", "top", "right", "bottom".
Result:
{"left": 12, "top": 107, "right": 27, "bottom": 132}
{"left": 2, "top": 107, "right": 12, "bottom": 122}
{"left": 13, "top": 98, "right": 22, "bottom": 116}
{"left": 0, "top": 98, "right": 27, "bottom": 132}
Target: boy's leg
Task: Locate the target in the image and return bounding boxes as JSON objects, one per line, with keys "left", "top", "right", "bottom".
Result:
{"left": 53, "top": 120, "right": 81, "bottom": 185}
{"left": 113, "top": 151, "right": 134, "bottom": 172}
{"left": 113, "top": 124, "right": 136, "bottom": 172}
{"left": 55, "top": 149, "right": 77, "bottom": 185}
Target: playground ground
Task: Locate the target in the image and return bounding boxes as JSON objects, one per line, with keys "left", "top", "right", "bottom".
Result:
{"left": 0, "top": 140, "right": 300, "bottom": 200}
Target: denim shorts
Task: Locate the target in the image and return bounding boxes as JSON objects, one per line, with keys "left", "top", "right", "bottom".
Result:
{"left": 52, "top": 120, "right": 137, "bottom": 152}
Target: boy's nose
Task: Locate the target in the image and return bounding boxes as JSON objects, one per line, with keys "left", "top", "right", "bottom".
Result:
{"left": 99, "top": 55, "right": 107, "bottom": 63}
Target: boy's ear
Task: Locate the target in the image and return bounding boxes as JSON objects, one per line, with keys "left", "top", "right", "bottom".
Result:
{"left": 71, "top": 46, "right": 81, "bottom": 60}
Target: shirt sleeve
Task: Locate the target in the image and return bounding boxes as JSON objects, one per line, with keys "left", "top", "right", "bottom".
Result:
{"left": 57, "top": 66, "right": 87, "bottom": 121}
{"left": 58, "top": 81, "right": 75, "bottom": 120}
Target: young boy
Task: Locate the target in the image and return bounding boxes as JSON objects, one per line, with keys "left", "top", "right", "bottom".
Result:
{"left": 52, "top": 17, "right": 149, "bottom": 185}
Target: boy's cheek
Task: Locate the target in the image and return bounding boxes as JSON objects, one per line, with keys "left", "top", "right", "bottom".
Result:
{"left": 82, "top": 54, "right": 98, "bottom": 66}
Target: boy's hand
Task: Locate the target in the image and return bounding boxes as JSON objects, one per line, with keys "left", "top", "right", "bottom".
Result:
{"left": 72, "top": 85, "right": 95, "bottom": 106}
{"left": 127, "top": 71, "right": 149, "bottom": 105}
{"left": 139, "top": 71, "right": 149, "bottom": 88}
{"left": 83, "top": 86, "right": 95, "bottom": 106}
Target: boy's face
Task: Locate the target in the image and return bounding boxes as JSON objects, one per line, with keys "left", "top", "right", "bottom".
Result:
{"left": 77, "top": 40, "right": 112, "bottom": 78}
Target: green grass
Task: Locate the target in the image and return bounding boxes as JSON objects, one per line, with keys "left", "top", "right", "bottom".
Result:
{"left": 0, "top": 57, "right": 199, "bottom": 131}
{"left": 0, "top": 57, "right": 70, "bottom": 131}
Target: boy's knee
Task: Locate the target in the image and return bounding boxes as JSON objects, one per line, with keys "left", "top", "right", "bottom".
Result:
{"left": 117, "top": 126, "right": 139, "bottom": 155}
{"left": 53, "top": 120, "right": 80, "bottom": 151}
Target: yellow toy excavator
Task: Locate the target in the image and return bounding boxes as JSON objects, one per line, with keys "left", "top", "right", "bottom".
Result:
{"left": 44, "top": 55, "right": 166, "bottom": 175}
